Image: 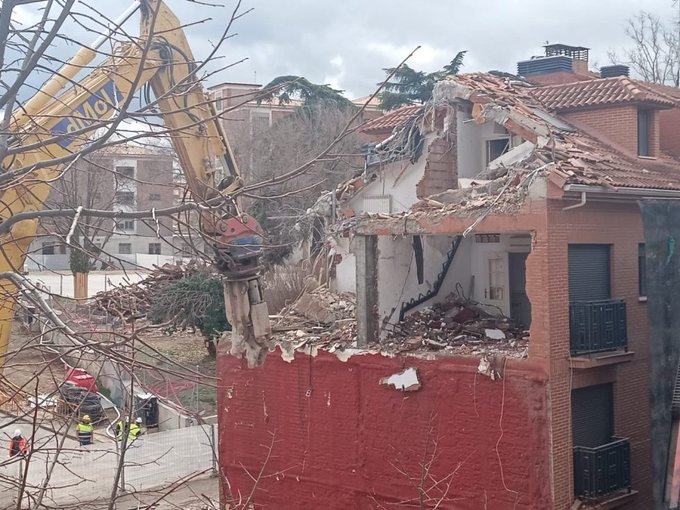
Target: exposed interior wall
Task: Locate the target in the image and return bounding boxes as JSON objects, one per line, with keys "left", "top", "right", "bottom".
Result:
{"left": 332, "top": 236, "right": 356, "bottom": 294}
{"left": 416, "top": 128, "right": 457, "bottom": 198}
{"left": 457, "top": 110, "right": 521, "bottom": 179}
{"left": 218, "top": 350, "right": 552, "bottom": 509}
{"left": 372, "top": 233, "right": 530, "bottom": 330}
{"left": 345, "top": 134, "right": 435, "bottom": 215}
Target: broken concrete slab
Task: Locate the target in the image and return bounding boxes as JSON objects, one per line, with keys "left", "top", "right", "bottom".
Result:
{"left": 293, "top": 292, "right": 338, "bottom": 325}
{"left": 380, "top": 367, "right": 421, "bottom": 391}
{"left": 484, "top": 328, "right": 506, "bottom": 340}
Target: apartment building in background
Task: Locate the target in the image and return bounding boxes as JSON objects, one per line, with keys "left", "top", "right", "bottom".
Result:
{"left": 29, "top": 144, "right": 179, "bottom": 271}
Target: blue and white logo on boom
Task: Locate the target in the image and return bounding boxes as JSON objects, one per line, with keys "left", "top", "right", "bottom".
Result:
{"left": 51, "top": 80, "right": 121, "bottom": 148}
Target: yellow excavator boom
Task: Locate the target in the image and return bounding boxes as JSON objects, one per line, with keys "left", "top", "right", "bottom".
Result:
{"left": 0, "top": 0, "right": 269, "bottom": 367}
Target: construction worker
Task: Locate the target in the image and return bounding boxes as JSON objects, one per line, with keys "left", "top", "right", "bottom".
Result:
{"left": 128, "top": 417, "right": 143, "bottom": 441}
{"left": 8, "top": 429, "right": 27, "bottom": 458}
{"left": 76, "top": 415, "right": 94, "bottom": 446}
{"left": 115, "top": 417, "right": 129, "bottom": 441}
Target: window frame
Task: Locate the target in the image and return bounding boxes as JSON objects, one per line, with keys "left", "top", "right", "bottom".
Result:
{"left": 114, "top": 191, "right": 135, "bottom": 205}
{"left": 638, "top": 109, "right": 650, "bottom": 157}
{"left": 485, "top": 137, "right": 511, "bottom": 165}
{"left": 116, "top": 219, "right": 135, "bottom": 232}
{"left": 116, "top": 166, "right": 135, "bottom": 179}
{"left": 118, "top": 243, "right": 132, "bottom": 255}
{"left": 148, "top": 243, "right": 161, "bottom": 255}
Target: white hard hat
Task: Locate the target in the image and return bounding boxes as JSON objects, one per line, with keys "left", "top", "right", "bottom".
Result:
{"left": 13, "top": 429, "right": 21, "bottom": 437}
{"left": 135, "top": 417, "right": 142, "bottom": 424}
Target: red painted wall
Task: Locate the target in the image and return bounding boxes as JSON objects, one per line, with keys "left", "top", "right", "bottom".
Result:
{"left": 218, "top": 350, "right": 552, "bottom": 509}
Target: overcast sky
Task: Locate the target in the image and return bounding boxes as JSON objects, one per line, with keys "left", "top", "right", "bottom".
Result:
{"left": 13, "top": 0, "right": 680, "bottom": 99}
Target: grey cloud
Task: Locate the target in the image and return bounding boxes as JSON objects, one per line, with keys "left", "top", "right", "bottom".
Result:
{"left": 10, "top": 0, "right": 679, "bottom": 102}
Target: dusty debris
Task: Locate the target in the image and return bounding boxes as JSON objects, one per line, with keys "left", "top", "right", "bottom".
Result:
{"left": 477, "top": 356, "right": 501, "bottom": 380}
{"left": 293, "top": 291, "right": 337, "bottom": 324}
{"left": 380, "top": 367, "right": 421, "bottom": 391}
{"left": 271, "top": 287, "right": 529, "bottom": 360}
{"left": 383, "top": 294, "right": 529, "bottom": 359}
{"left": 272, "top": 286, "right": 357, "bottom": 348}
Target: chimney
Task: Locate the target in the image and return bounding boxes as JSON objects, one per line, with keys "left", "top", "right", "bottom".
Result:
{"left": 517, "top": 44, "right": 591, "bottom": 84}
{"left": 600, "top": 65, "right": 630, "bottom": 78}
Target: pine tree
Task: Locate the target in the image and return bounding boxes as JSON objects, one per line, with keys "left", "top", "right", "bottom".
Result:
{"left": 258, "top": 76, "right": 353, "bottom": 109}
{"left": 379, "top": 51, "right": 467, "bottom": 111}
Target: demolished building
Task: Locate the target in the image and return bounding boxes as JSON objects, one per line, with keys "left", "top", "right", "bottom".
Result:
{"left": 218, "top": 48, "right": 680, "bottom": 509}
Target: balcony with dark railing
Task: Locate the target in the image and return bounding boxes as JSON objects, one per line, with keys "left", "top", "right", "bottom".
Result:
{"left": 573, "top": 437, "right": 632, "bottom": 501}
{"left": 569, "top": 299, "right": 627, "bottom": 357}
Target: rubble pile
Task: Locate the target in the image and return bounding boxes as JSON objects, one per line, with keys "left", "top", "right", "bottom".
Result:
{"left": 94, "top": 262, "right": 207, "bottom": 319}
{"left": 384, "top": 295, "right": 529, "bottom": 358}
{"left": 272, "top": 288, "right": 528, "bottom": 359}
{"left": 272, "top": 287, "right": 357, "bottom": 347}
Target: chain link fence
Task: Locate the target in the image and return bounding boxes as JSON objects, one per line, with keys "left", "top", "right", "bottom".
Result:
{"left": 0, "top": 424, "right": 217, "bottom": 508}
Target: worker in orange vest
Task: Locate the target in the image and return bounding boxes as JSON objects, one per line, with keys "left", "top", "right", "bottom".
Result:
{"left": 8, "top": 429, "right": 28, "bottom": 458}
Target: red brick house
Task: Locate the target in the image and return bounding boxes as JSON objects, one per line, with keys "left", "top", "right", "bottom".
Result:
{"left": 218, "top": 52, "right": 680, "bottom": 509}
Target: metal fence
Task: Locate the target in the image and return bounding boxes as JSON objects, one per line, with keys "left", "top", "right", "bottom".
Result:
{"left": 0, "top": 424, "right": 217, "bottom": 509}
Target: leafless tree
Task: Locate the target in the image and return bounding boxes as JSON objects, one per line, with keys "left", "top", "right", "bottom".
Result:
{"left": 0, "top": 0, "right": 252, "bottom": 507}
{"left": 244, "top": 103, "right": 365, "bottom": 264}
{"left": 0, "top": 0, "right": 415, "bottom": 504}
{"left": 609, "top": 10, "right": 680, "bottom": 86}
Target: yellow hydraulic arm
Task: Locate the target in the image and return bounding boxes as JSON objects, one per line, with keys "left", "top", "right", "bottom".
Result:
{"left": 0, "top": 0, "right": 270, "bottom": 366}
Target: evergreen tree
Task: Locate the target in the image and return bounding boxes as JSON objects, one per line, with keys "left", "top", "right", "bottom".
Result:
{"left": 258, "top": 76, "right": 353, "bottom": 109}
{"left": 379, "top": 51, "right": 467, "bottom": 111}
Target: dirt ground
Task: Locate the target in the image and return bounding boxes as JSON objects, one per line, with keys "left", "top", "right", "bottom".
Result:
{"left": 2, "top": 318, "right": 217, "bottom": 417}
{"left": 138, "top": 329, "right": 217, "bottom": 416}
{"left": 3, "top": 321, "right": 63, "bottom": 397}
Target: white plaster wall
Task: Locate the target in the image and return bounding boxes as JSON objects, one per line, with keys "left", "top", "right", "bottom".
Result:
{"left": 374, "top": 233, "right": 531, "bottom": 328}
{"left": 457, "top": 111, "right": 484, "bottom": 178}
{"left": 469, "top": 233, "right": 531, "bottom": 317}
{"left": 457, "top": 112, "right": 521, "bottom": 179}
{"left": 376, "top": 235, "right": 474, "bottom": 328}
{"left": 333, "top": 236, "right": 356, "bottom": 294}
{"left": 346, "top": 134, "right": 437, "bottom": 214}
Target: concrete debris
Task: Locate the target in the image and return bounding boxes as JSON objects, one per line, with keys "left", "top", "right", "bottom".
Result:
{"left": 384, "top": 295, "right": 529, "bottom": 358}
{"left": 484, "top": 328, "right": 506, "bottom": 340}
{"left": 293, "top": 291, "right": 337, "bottom": 324}
{"left": 380, "top": 367, "right": 421, "bottom": 391}
{"left": 272, "top": 289, "right": 528, "bottom": 360}
{"left": 477, "top": 356, "right": 501, "bottom": 380}
{"left": 272, "top": 286, "right": 357, "bottom": 348}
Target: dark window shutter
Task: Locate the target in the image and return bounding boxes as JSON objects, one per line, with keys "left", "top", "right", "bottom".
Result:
{"left": 568, "top": 244, "right": 611, "bottom": 302}
{"left": 572, "top": 384, "right": 614, "bottom": 447}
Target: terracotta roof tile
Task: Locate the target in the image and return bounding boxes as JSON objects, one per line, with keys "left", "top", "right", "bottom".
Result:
{"left": 439, "top": 73, "right": 680, "bottom": 192}
{"left": 531, "top": 76, "right": 676, "bottom": 111}
{"left": 360, "top": 105, "right": 423, "bottom": 134}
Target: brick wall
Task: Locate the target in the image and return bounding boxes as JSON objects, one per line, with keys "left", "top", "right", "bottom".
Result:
{"left": 659, "top": 107, "right": 680, "bottom": 156}
{"left": 218, "top": 350, "right": 552, "bottom": 509}
{"left": 546, "top": 200, "right": 652, "bottom": 509}
{"left": 562, "top": 106, "right": 642, "bottom": 156}
{"left": 528, "top": 72, "right": 593, "bottom": 86}
{"left": 416, "top": 129, "right": 458, "bottom": 199}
